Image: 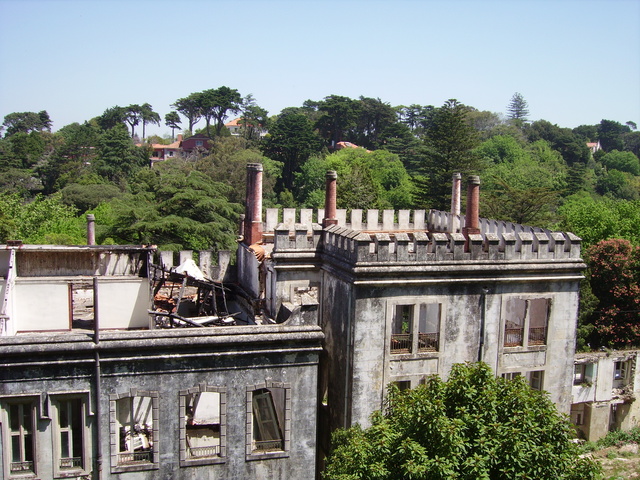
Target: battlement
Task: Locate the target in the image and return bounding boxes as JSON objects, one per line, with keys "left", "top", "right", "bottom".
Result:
{"left": 269, "top": 208, "right": 582, "bottom": 263}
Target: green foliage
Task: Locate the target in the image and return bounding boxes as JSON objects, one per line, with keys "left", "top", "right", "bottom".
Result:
{"left": 600, "top": 150, "right": 640, "bottom": 176}
{"left": 94, "top": 124, "right": 149, "bottom": 183}
{"left": 0, "top": 193, "right": 85, "bottom": 244}
{"left": 586, "top": 239, "right": 640, "bottom": 348}
{"left": 2, "top": 110, "right": 52, "bottom": 137}
{"left": 506, "top": 92, "right": 529, "bottom": 125}
{"left": 105, "top": 161, "right": 242, "bottom": 251}
{"left": 556, "top": 194, "right": 640, "bottom": 247}
{"left": 414, "top": 99, "right": 481, "bottom": 210}
{"left": 597, "top": 120, "right": 631, "bottom": 153}
{"left": 324, "top": 362, "right": 600, "bottom": 480}
{"left": 60, "top": 182, "right": 122, "bottom": 212}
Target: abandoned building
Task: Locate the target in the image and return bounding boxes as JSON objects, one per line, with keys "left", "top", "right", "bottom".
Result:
{"left": 0, "top": 162, "right": 625, "bottom": 479}
{"left": 572, "top": 350, "right": 640, "bottom": 441}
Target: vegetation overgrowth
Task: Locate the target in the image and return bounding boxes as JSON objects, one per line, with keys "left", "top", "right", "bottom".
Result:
{"left": 1, "top": 90, "right": 639, "bottom": 349}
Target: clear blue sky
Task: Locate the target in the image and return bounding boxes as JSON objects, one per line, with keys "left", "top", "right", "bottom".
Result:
{"left": 1, "top": 0, "right": 639, "bottom": 137}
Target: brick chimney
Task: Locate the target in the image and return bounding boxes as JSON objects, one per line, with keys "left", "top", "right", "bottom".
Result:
{"left": 323, "top": 170, "right": 338, "bottom": 228}
{"left": 449, "top": 172, "right": 461, "bottom": 233}
{"left": 86, "top": 214, "right": 96, "bottom": 246}
{"left": 462, "top": 175, "right": 481, "bottom": 236}
{"left": 244, "top": 163, "right": 263, "bottom": 245}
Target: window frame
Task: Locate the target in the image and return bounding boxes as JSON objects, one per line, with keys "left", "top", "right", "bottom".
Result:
{"left": 50, "top": 393, "right": 91, "bottom": 478}
{"left": 502, "top": 297, "right": 551, "bottom": 349}
{"left": 389, "top": 300, "right": 443, "bottom": 355}
{"left": 1, "top": 396, "right": 38, "bottom": 479}
{"left": 245, "top": 381, "right": 291, "bottom": 461}
{"left": 179, "top": 384, "right": 226, "bottom": 467}
{"left": 528, "top": 370, "right": 545, "bottom": 391}
{"left": 109, "top": 389, "right": 159, "bottom": 473}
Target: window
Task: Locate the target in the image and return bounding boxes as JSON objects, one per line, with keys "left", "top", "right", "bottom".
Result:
{"left": 391, "top": 305, "right": 413, "bottom": 353}
{"left": 180, "top": 385, "right": 226, "bottom": 466}
{"left": 2, "top": 400, "right": 37, "bottom": 476}
{"left": 614, "top": 361, "right": 629, "bottom": 381}
{"left": 390, "top": 302, "right": 441, "bottom": 354}
{"left": 195, "top": 140, "right": 204, "bottom": 147}
{"left": 52, "top": 396, "right": 89, "bottom": 476}
{"left": 574, "top": 364, "right": 585, "bottom": 385}
{"left": 109, "top": 390, "right": 158, "bottom": 472}
{"left": 501, "top": 372, "right": 521, "bottom": 380}
{"left": 528, "top": 370, "right": 544, "bottom": 391}
{"left": 503, "top": 298, "right": 549, "bottom": 347}
{"left": 391, "top": 380, "right": 411, "bottom": 391}
{"left": 246, "top": 382, "right": 290, "bottom": 459}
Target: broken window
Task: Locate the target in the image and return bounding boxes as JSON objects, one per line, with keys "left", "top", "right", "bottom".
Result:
{"left": 418, "top": 304, "right": 441, "bottom": 352}
{"left": 52, "top": 396, "right": 88, "bottom": 475}
{"left": 614, "top": 361, "right": 629, "bottom": 381}
{"left": 391, "top": 305, "right": 413, "bottom": 353}
{"left": 528, "top": 370, "right": 544, "bottom": 391}
{"left": 502, "top": 372, "right": 521, "bottom": 381}
{"left": 180, "top": 386, "right": 226, "bottom": 464}
{"left": 2, "top": 399, "right": 36, "bottom": 475}
{"left": 110, "top": 390, "right": 158, "bottom": 469}
{"left": 252, "top": 388, "right": 284, "bottom": 452}
{"left": 574, "top": 364, "right": 586, "bottom": 385}
{"left": 69, "top": 281, "right": 94, "bottom": 330}
{"left": 503, "top": 298, "right": 550, "bottom": 347}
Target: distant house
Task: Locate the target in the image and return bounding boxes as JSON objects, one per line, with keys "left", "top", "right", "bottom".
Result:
{"left": 587, "top": 141, "right": 602, "bottom": 155}
{"left": 142, "top": 134, "right": 182, "bottom": 167}
{"left": 225, "top": 118, "right": 268, "bottom": 138}
{"left": 181, "top": 133, "right": 212, "bottom": 155}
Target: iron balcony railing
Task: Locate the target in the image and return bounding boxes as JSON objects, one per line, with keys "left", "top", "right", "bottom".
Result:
{"left": 390, "top": 333, "right": 411, "bottom": 353}
{"left": 504, "top": 327, "right": 524, "bottom": 347}
{"left": 118, "top": 450, "right": 153, "bottom": 465}
{"left": 418, "top": 332, "right": 439, "bottom": 352}
{"left": 187, "top": 445, "right": 220, "bottom": 458}
{"left": 528, "top": 327, "right": 547, "bottom": 345}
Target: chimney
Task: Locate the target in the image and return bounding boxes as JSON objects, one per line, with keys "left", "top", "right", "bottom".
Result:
{"left": 177, "top": 134, "right": 183, "bottom": 142}
{"left": 323, "top": 170, "right": 338, "bottom": 228}
{"left": 86, "top": 214, "right": 96, "bottom": 246}
{"left": 449, "top": 172, "right": 461, "bottom": 233}
{"left": 462, "top": 175, "right": 481, "bottom": 237}
{"left": 244, "top": 163, "right": 263, "bottom": 245}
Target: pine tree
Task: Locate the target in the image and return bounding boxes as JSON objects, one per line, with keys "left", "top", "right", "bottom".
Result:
{"left": 507, "top": 92, "right": 530, "bottom": 125}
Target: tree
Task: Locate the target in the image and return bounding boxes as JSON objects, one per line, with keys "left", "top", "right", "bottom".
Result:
{"left": 164, "top": 111, "right": 182, "bottom": 141}
{"left": 414, "top": 99, "right": 480, "bottom": 210}
{"left": 315, "top": 95, "right": 360, "bottom": 147}
{"left": 94, "top": 124, "right": 149, "bottom": 183}
{"left": 124, "top": 104, "right": 142, "bottom": 138}
{"left": 199, "top": 86, "right": 243, "bottom": 138}
{"left": 587, "top": 239, "right": 640, "bottom": 348}
{"left": 352, "top": 96, "right": 398, "bottom": 149}
{"left": 324, "top": 362, "right": 600, "bottom": 480}
{"left": 172, "top": 93, "right": 204, "bottom": 133}
{"left": 239, "top": 94, "right": 269, "bottom": 141}
{"left": 261, "top": 112, "right": 322, "bottom": 192}
{"left": 2, "top": 110, "right": 52, "bottom": 137}
{"left": 597, "top": 119, "right": 631, "bottom": 152}
{"left": 600, "top": 150, "right": 640, "bottom": 176}
{"left": 506, "top": 92, "right": 529, "bottom": 125}
{"left": 106, "top": 162, "right": 243, "bottom": 251}
{"left": 96, "top": 106, "right": 127, "bottom": 131}
{"left": 139, "top": 103, "right": 161, "bottom": 141}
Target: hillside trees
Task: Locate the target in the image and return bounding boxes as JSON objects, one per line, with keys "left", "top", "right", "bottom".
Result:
{"left": 506, "top": 92, "right": 529, "bottom": 126}
{"left": 164, "top": 111, "right": 182, "bottom": 141}
{"left": 200, "top": 86, "right": 243, "bottom": 138}
{"left": 2, "top": 110, "right": 52, "bottom": 137}
{"left": 140, "top": 103, "right": 161, "bottom": 140}
{"left": 173, "top": 93, "right": 203, "bottom": 133}
{"left": 413, "top": 99, "right": 481, "bottom": 210}
{"left": 324, "top": 362, "right": 600, "bottom": 480}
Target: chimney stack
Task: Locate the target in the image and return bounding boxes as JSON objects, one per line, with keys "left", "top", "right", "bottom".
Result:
{"left": 462, "top": 175, "right": 481, "bottom": 237}
{"left": 86, "top": 214, "right": 96, "bottom": 246}
{"left": 449, "top": 172, "right": 461, "bottom": 233}
{"left": 244, "top": 163, "right": 263, "bottom": 245}
{"left": 323, "top": 170, "right": 338, "bottom": 228}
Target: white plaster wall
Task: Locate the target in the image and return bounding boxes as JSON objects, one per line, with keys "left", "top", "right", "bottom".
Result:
{"left": 595, "top": 358, "right": 615, "bottom": 402}
{"left": 97, "top": 278, "right": 149, "bottom": 329}
{"left": 14, "top": 279, "right": 70, "bottom": 331}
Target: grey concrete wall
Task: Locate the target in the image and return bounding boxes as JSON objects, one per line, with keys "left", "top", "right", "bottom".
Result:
{"left": 0, "top": 326, "right": 322, "bottom": 480}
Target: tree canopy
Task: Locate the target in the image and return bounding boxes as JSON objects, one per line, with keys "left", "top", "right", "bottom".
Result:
{"left": 324, "top": 362, "right": 600, "bottom": 480}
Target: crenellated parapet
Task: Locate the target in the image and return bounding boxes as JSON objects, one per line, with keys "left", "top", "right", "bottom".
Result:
{"left": 320, "top": 226, "right": 582, "bottom": 264}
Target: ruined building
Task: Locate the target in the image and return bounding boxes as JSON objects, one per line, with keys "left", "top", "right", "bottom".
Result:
{"left": 0, "top": 163, "right": 593, "bottom": 479}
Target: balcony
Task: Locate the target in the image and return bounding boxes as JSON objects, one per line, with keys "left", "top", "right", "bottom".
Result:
{"left": 390, "top": 333, "right": 411, "bottom": 353}
{"left": 418, "top": 332, "right": 439, "bottom": 352}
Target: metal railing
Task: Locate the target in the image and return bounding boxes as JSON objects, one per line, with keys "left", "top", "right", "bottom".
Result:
{"left": 504, "top": 328, "right": 524, "bottom": 347}
{"left": 418, "top": 332, "right": 439, "bottom": 352}
{"left": 528, "top": 327, "right": 547, "bottom": 345}
{"left": 60, "top": 456, "right": 83, "bottom": 469}
{"left": 254, "top": 439, "right": 284, "bottom": 451}
{"left": 390, "top": 334, "right": 412, "bottom": 353}
{"left": 118, "top": 450, "right": 153, "bottom": 464}
{"left": 187, "top": 445, "right": 220, "bottom": 458}
{"left": 10, "top": 461, "right": 34, "bottom": 473}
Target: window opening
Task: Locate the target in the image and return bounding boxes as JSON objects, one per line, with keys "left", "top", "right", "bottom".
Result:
{"left": 614, "top": 361, "right": 628, "bottom": 381}
{"left": 252, "top": 388, "right": 284, "bottom": 452}
{"left": 528, "top": 370, "right": 544, "bottom": 391}
{"left": 502, "top": 372, "right": 521, "bottom": 380}
{"left": 574, "top": 364, "right": 586, "bottom": 385}
{"left": 528, "top": 298, "right": 549, "bottom": 345}
{"left": 185, "top": 391, "right": 221, "bottom": 459}
{"left": 69, "top": 281, "right": 94, "bottom": 330}
{"left": 7, "top": 401, "right": 36, "bottom": 474}
{"left": 57, "top": 398, "right": 84, "bottom": 470}
{"left": 418, "top": 303, "right": 440, "bottom": 352}
{"left": 390, "top": 305, "right": 413, "bottom": 353}
{"left": 503, "top": 298, "right": 526, "bottom": 346}
{"left": 116, "top": 396, "right": 153, "bottom": 465}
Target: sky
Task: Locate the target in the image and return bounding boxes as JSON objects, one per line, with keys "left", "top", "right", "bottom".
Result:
{"left": 0, "top": 0, "right": 639, "bottom": 138}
